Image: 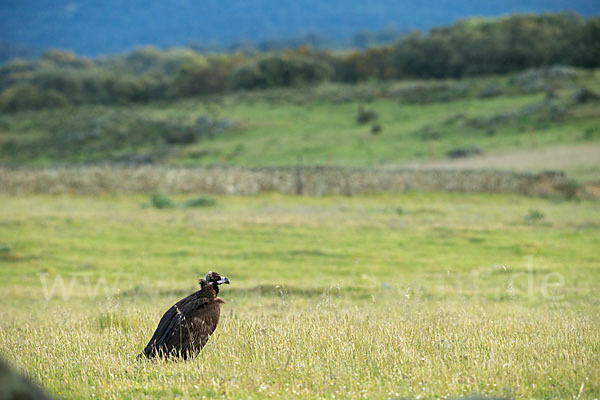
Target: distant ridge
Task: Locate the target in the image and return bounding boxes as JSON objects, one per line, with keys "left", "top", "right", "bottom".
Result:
{"left": 1, "top": 0, "right": 599, "bottom": 56}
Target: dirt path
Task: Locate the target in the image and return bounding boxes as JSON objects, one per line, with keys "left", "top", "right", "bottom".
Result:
{"left": 396, "top": 143, "right": 600, "bottom": 182}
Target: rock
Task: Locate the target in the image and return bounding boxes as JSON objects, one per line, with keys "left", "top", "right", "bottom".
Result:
{"left": 446, "top": 146, "right": 483, "bottom": 159}
{"left": 573, "top": 88, "right": 599, "bottom": 104}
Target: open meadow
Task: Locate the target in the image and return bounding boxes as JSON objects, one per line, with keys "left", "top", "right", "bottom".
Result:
{"left": 2, "top": 68, "right": 599, "bottom": 182}
{"left": 0, "top": 192, "right": 599, "bottom": 399}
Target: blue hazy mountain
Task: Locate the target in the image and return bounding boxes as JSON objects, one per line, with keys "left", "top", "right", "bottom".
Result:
{"left": 1, "top": 0, "right": 599, "bottom": 56}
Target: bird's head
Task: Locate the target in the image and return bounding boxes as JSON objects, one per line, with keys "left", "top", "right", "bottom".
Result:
{"left": 200, "top": 271, "right": 230, "bottom": 294}
{"left": 205, "top": 271, "right": 230, "bottom": 286}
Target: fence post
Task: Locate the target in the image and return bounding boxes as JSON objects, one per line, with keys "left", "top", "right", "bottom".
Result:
{"left": 296, "top": 155, "right": 303, "bottom": 196}
{"left": 343, "top": 170, "right": 353, "bottom": 197}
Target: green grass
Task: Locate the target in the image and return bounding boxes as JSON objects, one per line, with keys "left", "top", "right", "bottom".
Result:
{"left": 1, "top": 70, "right": 599, "bottom": 182}
{"left": 0, "top": 192, "right": 599, "bottom": 398}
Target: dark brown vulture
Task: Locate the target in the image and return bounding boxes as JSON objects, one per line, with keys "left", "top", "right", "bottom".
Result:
{"left": 139, "top": 271, "right": 230, "bottom": 359}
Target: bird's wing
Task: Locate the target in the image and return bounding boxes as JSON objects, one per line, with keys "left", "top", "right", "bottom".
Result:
{"left": 142, "top": 291, "right": 212, "bottom": 357}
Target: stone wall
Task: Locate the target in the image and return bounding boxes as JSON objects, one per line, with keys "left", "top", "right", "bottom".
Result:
{"left": 0, "top": 166, "right": 573, "bottom": 197}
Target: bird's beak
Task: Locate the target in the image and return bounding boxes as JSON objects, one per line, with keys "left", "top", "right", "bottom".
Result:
{"left": 216, "top": 277, "right": 230, "bottom": 285}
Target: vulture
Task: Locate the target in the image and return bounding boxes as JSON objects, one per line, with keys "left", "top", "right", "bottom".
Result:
{"left": 139, "top": 271, "right": 230, "bottom": 359}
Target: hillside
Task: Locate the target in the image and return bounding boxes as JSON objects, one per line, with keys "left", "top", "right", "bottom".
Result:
{"left": 1, "top": 0, "right": 599, "bottom": 56}
{"left": 1, "top": 13, "right": 598, "bottom": 184}
{"left": 1, "top": 67, "right": 599, "bottom": 182}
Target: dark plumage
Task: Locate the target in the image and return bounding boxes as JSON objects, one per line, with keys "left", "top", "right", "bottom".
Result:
{"left": 139, "top": 271, "right": 230, "bottom": 359}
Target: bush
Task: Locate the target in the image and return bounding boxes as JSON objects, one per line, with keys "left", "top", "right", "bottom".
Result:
{"left": 555, "top": 180, "right": 581, "bottom": 200}
{"left": 524, "top": 209, "right": 545, "bottom": 221}
{"left": 185, "top": 196, "right": 216, "bottom": 208}
{"left": 0, "top": 59, "right": 38, "bottom": 90}
{"left": 332, "top": 13, "right": 593, "bottom": 82}
{"left": 0, "top": 84, "right": 70, "bottom": 112}
{"left": 356, "top": 105, "right": 378, "bottom": 124}
{"left": 229, "top": 55, "right": 332, "bottom": 90}
{"left": 28, "top": 68, "right": 169, "bottom": 106}
{"left": 572, "top": 88, "right": 599, "bottom": 104}
{"left": 446, "top": 146, "right": 483, "bottom": 159}
{"left": 228, "top": 64, "right": 265, "bottom": 90}
{"left": 105, "top": 46, "right": 205, "bottom": 76}
{"left": 40, "top": 49, "right": 93, "bottom": 69}
{"left": 0, "top": 12, "right": 596, "bottom": 110}
{"left": 151, "top": 193, "right": 175, "bottom": 209}
{"left": 571, "top": 17, "right": 600, "bottom": 68}
{"left": 478, "top": 83, "right": 504, "bottom": 98}
{"left": 171, "top": 57, "right": 241, "bottom": 97}
{"left": 162, "top": 116, "right": 232, "bottom": 144}
{"left": 415, "top": 124, "right": 440, "bottom": 141}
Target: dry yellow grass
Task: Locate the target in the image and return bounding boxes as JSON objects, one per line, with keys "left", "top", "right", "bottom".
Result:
{"left": 400, "top": 143, "right": 600, "bottom": 183}
{"left": 0, "top": 192, "right": 599, "bottom": 399}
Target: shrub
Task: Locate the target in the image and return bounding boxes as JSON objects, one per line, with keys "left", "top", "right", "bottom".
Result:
{"left": 106, "top": 46, "right": 205, "bottom": 75}
{"left": 524, "top": 209, "right": 545, "bottom": 221}
{"left": 572, "top": 88, "right": 599, "bottom": 104}
{"left": 185, "top": 196, "right": 216, "bottom": 208}
{"left": 390, "top": 82, "right": 470, "bottom": 104}
{"left": 161, "top": 116, "right": 232, "bottom": 144}
{"left": 151, "top": 193, "right": 175, "bottom": 209}
{"left": 415, "top": 124, "right": 440, "bottom": 141}
{"left": 228, "top": 64, "right": 266, "bottom": 90}
{"left": 0, "top": 84, "right": 70, "bottom": 112}
{"left": 478, "top": 83, "right": 504, "bottom": 98}
{"left": 356, "top": 105, "right": 378, "bottom": 124}
{"left": 0, "top": 59, "right": 38, "bottom": 90}
{"left": 171, "top": 58, "right": 239, "bottom": 97}
{"left": 229, "top": 55, "right": 332, "bottom": 90}
{"left": 40, "top": 49, "right": 93, "bottom": 69}
{"left": 555, "top": 180, "right": 581, "bottom": 200}
{"left": 583, "top": 126, "right": 600, "bottom": 140}
{"left": 446, "top": 146, "right": 483, "bottom": 159}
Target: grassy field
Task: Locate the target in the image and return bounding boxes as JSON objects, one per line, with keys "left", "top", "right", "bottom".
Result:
{"left": 1, "top": 192, "right": 599, "bottom": 399}
{"left": 1, "top": 68, "right": 599, "bottom": 182}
